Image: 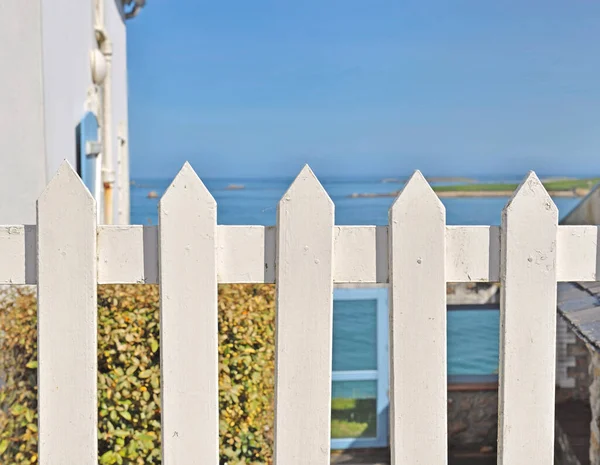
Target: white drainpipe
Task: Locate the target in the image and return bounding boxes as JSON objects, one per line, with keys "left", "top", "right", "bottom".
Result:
{"left": 95, "top": 0, "right": 115, "bottom": 224}
{"left": 101, "top": 38, "right": 114, "bottom": 225}
{"left": 117, "top": 121, "right": 130, "bottom": 224}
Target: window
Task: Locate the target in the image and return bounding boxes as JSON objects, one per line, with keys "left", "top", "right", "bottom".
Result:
{"left": 330, "top": 291, "right": 499, "bottom": 450}
{"left": 76, "top": 112, "right": 100, "bottom": 201}
{"left": 447, "top": 305, "right": 499, "bottom": 385}
{"left": 331, "top": 288, "right": 388, "bottom": 450}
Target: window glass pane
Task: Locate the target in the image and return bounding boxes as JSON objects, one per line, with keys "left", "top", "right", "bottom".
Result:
{"left": 333, "top": 299, "right": 377, "bottom": 371}
{"left": 331, "top": 380, "right": 377, "bottom": 439}
{"left": 448, "top": 309, "right": 499, "bottom": 376}
{"left": 76, "top": 112, "right": 99, "bottom": 200}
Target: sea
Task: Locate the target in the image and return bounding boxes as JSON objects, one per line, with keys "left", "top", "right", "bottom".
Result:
{"left": 130, "top": 176, "right": 581, "bottom": 380}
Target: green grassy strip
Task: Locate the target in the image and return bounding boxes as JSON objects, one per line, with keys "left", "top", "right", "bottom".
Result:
{"left": 433, "top": 178, "right": 600, "bottom": 193}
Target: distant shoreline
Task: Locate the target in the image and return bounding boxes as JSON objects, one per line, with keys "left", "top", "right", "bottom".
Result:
{"left": 349, "top": 189, "right": 589, "bottom": 199}
{"left": 349, "top": 177, "right": 599, "bottom": 199}
{"left": 382, "top": 176, "right": 476, "bottom": 184}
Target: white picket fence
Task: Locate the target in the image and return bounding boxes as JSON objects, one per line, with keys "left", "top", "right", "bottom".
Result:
{"left": 1, "top": 161, "right": 599, "bottom": 465}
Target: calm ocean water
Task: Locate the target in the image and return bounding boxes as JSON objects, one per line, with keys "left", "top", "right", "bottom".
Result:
{"left": 131, "top": 177, "right": 580, "bottom": 378}
{"left": 131, "top": 176, "right": 580, "bottom": 226}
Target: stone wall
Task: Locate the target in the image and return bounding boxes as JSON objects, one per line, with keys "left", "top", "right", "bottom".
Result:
{"left": 570, "top": 335, "right": 592, "bottom": 401}
{"left": 445, "top": 322, "right": 591, "bottom": 454}
{"left": 556, "top": 419, "right": 583, "bottom": 465}
{"left": 589, "top": 351, "right": 600, "bottom": 465}
{"left": 557, "top": 331, "right": 592, "bottom": 403}
{"left": 448, "top": 390, "right": 498, "bottom": 451}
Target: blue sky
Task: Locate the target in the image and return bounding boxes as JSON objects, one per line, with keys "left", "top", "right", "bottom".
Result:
{"left": 127, "top": 1, "right": 600, "bottom": 179}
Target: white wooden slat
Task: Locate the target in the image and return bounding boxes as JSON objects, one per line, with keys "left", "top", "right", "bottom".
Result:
{"left": 36, "top": 161, "right": 98, "bottom": 465}
{"left": 446, "top": 226, "right": 500, "bottom": 282}
{"left": 388, "top": 171, "right": 447, "bottom": 465}
{"left": 2, "top": 223, "right": 599, "bottom": 284}
{"left": 498, "top": 172, "right": 558, "bottom": 465}
{"left": 557, "top": 225, "right": 599, "bottom": 282}
{"left": 274, "top": 166, "right": 334, "bottom": 465}
{"left": 159, "top": 163, "right": 219, "bottom": 465}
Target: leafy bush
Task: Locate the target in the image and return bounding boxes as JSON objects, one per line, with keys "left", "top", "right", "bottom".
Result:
{"left": 0, "top": 284, "right": 275, "bottom": 465}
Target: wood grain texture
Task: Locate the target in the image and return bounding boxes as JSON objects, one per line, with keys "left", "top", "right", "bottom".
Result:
{"left": 274, "top": 166, "right": 334, "bottom": 465}
{"left": 498, "top": 172, "right": 558, "bottom": 465}
{"left": 36, "top": 161, "right": 98, "bottom": 465}
{"left": 388, "top": 171, "right": 447, "bottom": 465}
{"left": 446, "top": 226, "right": 500, "bottom": 282}
{"left": 159, "top": 163, "right": 219, "bottom": 465}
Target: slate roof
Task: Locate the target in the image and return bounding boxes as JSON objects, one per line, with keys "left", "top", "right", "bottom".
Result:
{"left": 557, "top": 281, "right": 600, "bottom": 351}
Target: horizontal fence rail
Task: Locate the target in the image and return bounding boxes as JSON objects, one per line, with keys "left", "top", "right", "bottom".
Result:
{"left": 0, "top": 161, "right": 593, "bottom": 464}
{"left": 0, "top": 223, "right": 598, "bottom": 285}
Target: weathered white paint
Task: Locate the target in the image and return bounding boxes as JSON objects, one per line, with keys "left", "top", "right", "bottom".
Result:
{"left": 0, "top": 1, "right": 130, "bottom": 225}
{"left": 334, "top": 226, "right": 388, "bottom": 283}
{"left": 2, "top": 224, "right": 599, "bottom": 285}
{"left": 0, "top": 1, "right": 47, "bottom": 224}
{"left": 36, "top": 162, "right": 97, "bottom": 465}
{"left": 446, "top": 226, "right": 500, "bottom": 282}
{"left": 498, "top": 173, "right": 558, "bottom": 465}
{"left": 274, "top": 166, "right": 334, "bottom": 465}
{"left": 388, "top": 171, "right": 447, "bottom": 465}
{"left": 159, "top": 163, "right": 219, "bottom": 465}
{"left": 557, "top": 225, "right": 600, "bottom": 281}
{"left": 97, "top": 225, "right": 158, "bottom": 283}
{"left": 0, "top": 164, "right": 599, "bottom": 463}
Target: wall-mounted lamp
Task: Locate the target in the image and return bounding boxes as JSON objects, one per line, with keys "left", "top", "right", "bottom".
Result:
{"left": 90, "top": 48, "right": 107, "bottom": 85}
{"left": 123, "top": 0, "right": 146, "bottom": 20}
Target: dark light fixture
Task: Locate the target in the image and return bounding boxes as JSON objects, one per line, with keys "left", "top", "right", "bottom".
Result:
{"left": 123, "top": 0, "right": 146, "bottom": 20}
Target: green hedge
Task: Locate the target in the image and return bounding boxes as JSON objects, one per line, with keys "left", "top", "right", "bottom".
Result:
{"left": 0, "top": 284, "right": 275, "bottom": 465}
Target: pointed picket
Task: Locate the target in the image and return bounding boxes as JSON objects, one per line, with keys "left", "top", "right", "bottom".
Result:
{"left": 274, "top": 166, "right": 334, "bottom": 465}
{"left": 498, "top": 172, "right": 558, "bottom": 464}
{"left": 388, "top": 171, "right": 447, "bottom": 465}
{"left": 159, "top": 162, "right": 218, "bottom": 465}
{"left": 37, "top": 161, "right": 98, "bottom": 465}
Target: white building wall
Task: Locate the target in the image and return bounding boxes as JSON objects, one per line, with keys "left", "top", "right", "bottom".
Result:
{"left": 0, "top": 1, "right": 47, "bottom": 224}
{"left": 0, "top": 0, "right": 131, "bottom": 225}
{"left": 41, "top": 0, "right": 95, "bottom": 180}
{"left": 561, "top": 183, "right": 600, "bottom": 225}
